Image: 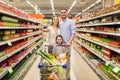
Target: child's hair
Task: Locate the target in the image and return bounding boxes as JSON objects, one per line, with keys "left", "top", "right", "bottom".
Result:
{"left": 55, "top": 35, "right": 63, "bottom": 44}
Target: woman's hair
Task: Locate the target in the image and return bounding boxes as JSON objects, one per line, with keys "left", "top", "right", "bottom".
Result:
{"left": 51, "top": 15, "right": 59, "bottom": 28}
{"left": 56, "top": 35, "right": 63, "bottom": 44}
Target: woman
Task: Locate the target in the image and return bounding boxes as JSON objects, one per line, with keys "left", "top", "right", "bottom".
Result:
{"left": 46, "top": 16, "right": 60, "bottom": 53}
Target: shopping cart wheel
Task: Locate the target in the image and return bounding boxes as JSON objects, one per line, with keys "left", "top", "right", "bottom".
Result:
{"left": 62, "top": 63, "right": 67, "bottom": 68}
{"left": 38, "top": 63, "right": 42, "bottom": 68}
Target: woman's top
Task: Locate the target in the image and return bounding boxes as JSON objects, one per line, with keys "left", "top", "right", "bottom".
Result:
{"left": 46, "top": 26, "right": 60, "bottom": 45}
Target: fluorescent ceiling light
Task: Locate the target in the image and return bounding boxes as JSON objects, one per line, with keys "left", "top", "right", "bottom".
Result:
{"left": 26, "top": 0, "right": 42, "bottom": 14}
{"left": 0, "top": 1, "right": 6, "bottom": 4}
{"left": 26, "top": 0, "right": 35, "bottom": 9}
{"left": 67, "top": 0, "right": 77, "bottom": 13}
{"left": 50, "top": 0, "right": 55, "bottom": 15}
{"left": 83, "top": 0, "right": 102, "bottom": 12}
{"left": 75, "top": 12, "right": 81, "bottom": 16}
{"left": 75, "top": 0, "right": 102, "bottom": 16}
{"left": 96, "top": 0, "right": 102, "bottom": 4}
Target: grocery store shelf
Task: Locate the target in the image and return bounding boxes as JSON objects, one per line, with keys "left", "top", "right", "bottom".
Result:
{"left": 77, "top": 35, "right": 120, "bottom": 53}
{"left": 0, "top": 9, "right": 40, "bottom": 24}
{"left": 75, "top": 40, "right": 120, "bottom": 69}
{"left": 77, "top": 30, "right": 120, "bottom": 36}
{"left": 73, "top": 46, "right": 108, "bottom": 80}
{"left": 0, "top": 26, "right": 41, "bottom": 29}
{"left": 79, "top": 10, "right": 120, "bottom": 22}
{"left": 15, "top": 55, "right": 36, "bottom": 80}
{"left": 0, "top": 31, "right": 42, "bottom": 46}
{"left": 22, "top": 55, "right": 41, "bottom": 80}
{"left": 79, "top": 22, "right": 120, "bottom": 27}
{"left": 0, "top": 39, "right": 42, "bottom": 79}
{"left": 0, "top": 36, "right": 42, "bottom": 62}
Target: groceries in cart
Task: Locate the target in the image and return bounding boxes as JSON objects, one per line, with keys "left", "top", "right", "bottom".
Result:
{"left": 38, "top": 35, "right": 68, "bottom": 65}
{"left": 37, "top": 35, "right": 70, "bottom": 80}
{"left": 36, "top": 47, "right": 68, "bottom": 65}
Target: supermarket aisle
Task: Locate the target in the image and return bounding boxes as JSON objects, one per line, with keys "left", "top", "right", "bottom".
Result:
{"left": 71, "top": 46, "right": 101, "bottom": 80}
{"left": 23, "top": 55, "right": 41, "bottom": 80}
{"left": 23, "top": 46, "right": 101, "bottom": 80}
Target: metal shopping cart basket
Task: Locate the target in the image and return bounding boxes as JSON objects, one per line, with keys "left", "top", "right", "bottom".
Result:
{"left": 37, "top": 45, "right": 70, "bottom": 80}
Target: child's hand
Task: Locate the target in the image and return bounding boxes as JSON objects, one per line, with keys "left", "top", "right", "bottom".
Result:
{"left": 45, "top": 42, "right": 50, "bottom": 46}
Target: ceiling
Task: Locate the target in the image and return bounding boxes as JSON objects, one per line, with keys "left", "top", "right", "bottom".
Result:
{"left": 1, "top": 0, "right": 97, "bottom": 18}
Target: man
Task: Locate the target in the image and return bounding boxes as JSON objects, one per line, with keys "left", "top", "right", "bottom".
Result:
{"left": 59, "top": 9, "right": 75, "bottom": 80}
{"left": 59, "top": 9, "right": 76, "bottom": 45}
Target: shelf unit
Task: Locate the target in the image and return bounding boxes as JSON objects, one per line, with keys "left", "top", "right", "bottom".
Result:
{"left": 79, "top": 10, "right": 120, "bottom": 23}
{"left": 0, "top": 1, "right": 43, "bottom": 79}
{"left": 0, "top": 1, "right": 41, "bottom": 24}
{"left": 1, "top": 40, "right": 42, "bottom": 80}
{"left": 76, "top": 35, "right": 120, "bottom": 53}
{"left": 73, "top": 45, "right": 108, "bottom": 80}
{"left": 75, "top": 7, "right": 120, "bottom": 80}
{"left": 0, "top": 26, "right": 41, "bottom": 29}
{"left": 0, "top": 31, "right": 42, "bottom": 46}
{"left": 77, "top": 30, "right": 120, "bottom": 36}
{"left": 78, "top": 22, "right": 120, "bottom": 27}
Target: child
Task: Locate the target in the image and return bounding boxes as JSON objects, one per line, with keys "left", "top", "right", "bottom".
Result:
{"left": 52, "top": 35, "right": 65, "bottom": 56}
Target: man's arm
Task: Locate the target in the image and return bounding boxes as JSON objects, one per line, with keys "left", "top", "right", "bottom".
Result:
{"left": 66, "top": 20, "right": 76, "bottom": 45}
{"left": 66, "top": 33, "right": 75, "bottom": 45}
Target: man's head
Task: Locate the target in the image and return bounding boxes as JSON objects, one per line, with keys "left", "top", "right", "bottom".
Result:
{"left": 60, "top": 9, "right": 68, "bottom": 20}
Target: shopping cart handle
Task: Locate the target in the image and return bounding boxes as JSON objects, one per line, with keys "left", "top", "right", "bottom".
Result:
{"left": 62, "top": 63, "right": 67, "bottom": 68}
{"left": 38, "top": 63, "right": 42, "bottom": 68}
{"left": 56, "top": 44, "right": 70, "bottom": 47}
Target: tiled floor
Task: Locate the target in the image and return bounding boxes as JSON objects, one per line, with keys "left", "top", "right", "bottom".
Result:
{"left": 23, "top": 46, "right": 101, "bottom": 80}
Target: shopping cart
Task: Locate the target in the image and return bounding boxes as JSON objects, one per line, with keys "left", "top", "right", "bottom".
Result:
{"left": 37, "top": 45, "right": 70, "bottom": 80}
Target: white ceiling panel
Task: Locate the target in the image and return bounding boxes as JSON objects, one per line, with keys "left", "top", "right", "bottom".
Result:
{"left": 1, "top": 0, "right": 97, "bottom": 18}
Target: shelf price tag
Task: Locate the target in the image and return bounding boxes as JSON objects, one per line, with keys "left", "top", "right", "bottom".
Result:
{"left": 113, "top": 67, "right": 120, "bottom": 73}
{"left": 8, "top": 68, "right": 13, "bottom": 74}
{"left": 105, "top": 61, "right": 110, "bottom": 66}
{"left": 7, "top": 41, "right": 12, "bottom": 46}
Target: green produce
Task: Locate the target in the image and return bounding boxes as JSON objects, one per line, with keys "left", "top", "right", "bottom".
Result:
{"left": 100, "top": 38, "right": 111, "bottom": 44}
{"left": 4, "top": 30, "right": 11, "bottom": 35}
{"left": 2, "top": 36, "right": 9, "bottom": 41}
{"left": 1, "top": 16, "right": 18, "bottom": 22}
{"left": 15, "top": 34, "right": 20, "bottom": 38}
{"left": 40, "top": 75, "right": 47, "bottom": 80}
{"left": 0, "top": 68, "right": 3, "bottom": 73}
{"left": 2, "top": 22, "right": 18, "bottom": 27}
{"left": 48, "top": 66, "right": 60, "bottom": 74}
{"left": 0, "top": 31, "right": 3, "bottom": 35}
{"left": 36, "top": 50, "right": 58, "bottom": 65}
{"left": 58, "top": 66, "right": 66, "bottom": 79}
{"left": 0, "top": 51, "right": 5, "bottom": 57}
{"left": 11, "top": 30, "right": 15, "bottom": 34}
{"left": 100, "top": 65, "right": 120, "bottom": 80}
